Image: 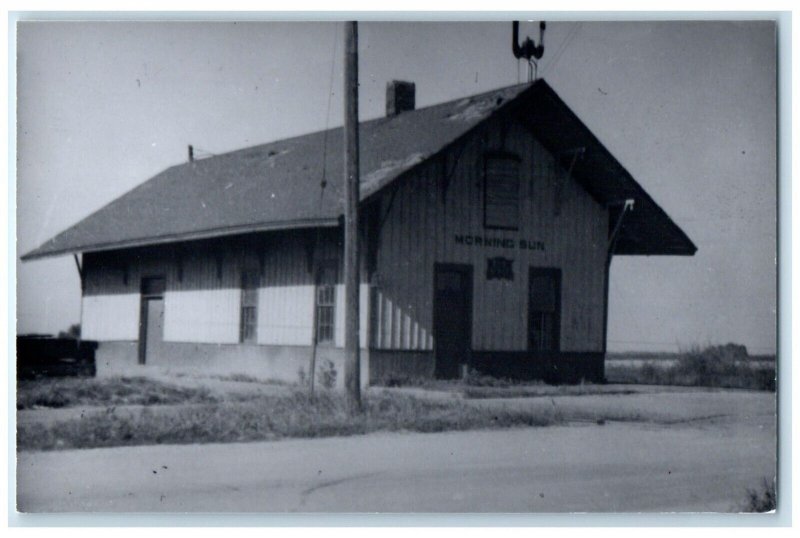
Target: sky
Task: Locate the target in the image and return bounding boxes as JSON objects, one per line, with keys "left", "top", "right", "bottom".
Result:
{"left": 15, "top": 20, "right": 777, "bottom": 354}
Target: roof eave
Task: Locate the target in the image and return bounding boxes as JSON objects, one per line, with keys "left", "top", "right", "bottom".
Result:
{"left": 20, "top": 218, "right": 341, "bottom": 261}
{"left": 524, "top": 81, "right": 698, "bottom": 258}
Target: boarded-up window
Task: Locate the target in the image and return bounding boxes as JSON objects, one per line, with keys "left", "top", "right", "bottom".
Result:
{"left": 240, "top": 271, "right": 259, "bottom": 343}
{"left": 528, "top": 268, "right": 561, "bottom": 352}
{"left": 316, "top": 265, "right": 337, "bottom": 344}
{"left": 484, "top": 154, "right": 521, "bottom": 230}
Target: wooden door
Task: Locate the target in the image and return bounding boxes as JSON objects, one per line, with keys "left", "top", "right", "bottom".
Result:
{"left": 528, "top": 268, "right": 561, "bottom": 352}
{"left": 139, "top": 277, "right": 166, "bottom": 365}
{"left": 433, "top": 264, "right": 472, "bottom": 379}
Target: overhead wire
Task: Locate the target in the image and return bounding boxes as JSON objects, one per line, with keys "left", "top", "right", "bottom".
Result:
{"left": 541, "top": 23, "right": 578, "bottom": 78}
{"left": 319, "top": 22, "right": 339, "bottom": 197}
{"left": 541, "top": 22, "right": 582, "bottom": 78}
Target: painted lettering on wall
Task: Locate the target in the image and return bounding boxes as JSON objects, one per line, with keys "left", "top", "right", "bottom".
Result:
{"left": 487, "top": 257, "right": 514, "bottom": 281}
{"left": 454, "top": 234, "right": 545, "bottom": 252}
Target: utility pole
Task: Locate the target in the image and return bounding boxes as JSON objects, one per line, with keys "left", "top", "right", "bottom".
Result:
{"left": 343, "top": 21, "right": 362, "bottom": 413}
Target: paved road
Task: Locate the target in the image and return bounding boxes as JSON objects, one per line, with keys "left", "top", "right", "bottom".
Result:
{"left": 17, "top": 410, "right": 774, "bottom": 513}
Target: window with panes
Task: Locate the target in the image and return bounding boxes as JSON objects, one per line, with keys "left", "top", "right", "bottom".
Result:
{"left": 240, "top": 271, "right": 259, "bottom": 343}
{"left": 315, "top": 265, "right": 337, "bottom": 344}
{"left": 528, "top": 268, "right": 561, "bottom": 352}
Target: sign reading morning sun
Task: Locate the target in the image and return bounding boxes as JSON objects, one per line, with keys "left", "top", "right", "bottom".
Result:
{"left": 454, "top": 234, "right": 545, "bottom": 252}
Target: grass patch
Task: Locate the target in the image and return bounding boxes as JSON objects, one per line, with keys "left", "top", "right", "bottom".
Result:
{"left": 372, "top": 374, "right": 454, "bottom": 390}
{"left": 375, "top": 370, "right": 529, "bottom": 391}
{"left": 16, "top": 376, "right": 220, "bottom": 410}
{"left": 209, "top": 373, "right": 289, "bottom": 385}
{"left": 742, "top": 478, "right": 776, "bottom": 512}
{"left": 462, "top": 384, "right": 638, "bottom": 399}
{"left": 17, "top": 389, "right": 562, "bottom": 451}
{"left": 211, "top": 373, "right": 262, "bottom": 384}
{"left": 376, "top": 371, "right": 637, "bottom": 399}
{"left": 605, "top": 344, "right": 776, "bottom": 391}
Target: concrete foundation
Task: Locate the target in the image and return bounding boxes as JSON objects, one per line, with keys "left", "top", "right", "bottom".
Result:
{"left": 367, "top": 349, "right": 605, "bottom": 384}
{"left": 95, "top": 341, "right": 370, "bottom": 389}
{"left": 470, "top": 351, "right": 606, "bottom": 384}
{"left": 96, "top": 341, "right": 604, "bottom": 386}
{"left": 368, "top": 350, "right": 436, "bottom": 384}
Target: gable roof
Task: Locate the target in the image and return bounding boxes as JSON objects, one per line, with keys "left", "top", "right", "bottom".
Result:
{"left": 22, "top": 80, "right": 696, "bottom": 260}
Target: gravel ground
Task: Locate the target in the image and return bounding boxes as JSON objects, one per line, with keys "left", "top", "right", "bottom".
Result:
{"left": 17, "top": 399, "right": 776, "bottom": 512}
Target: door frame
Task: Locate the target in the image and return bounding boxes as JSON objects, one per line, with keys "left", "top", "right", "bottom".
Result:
{"left": 432, "top": 263, "right": 474, "bottom": 378}
{"left": 527, "top": 267, "right": 562, "bottom": 353}
{"left": 138, "top": 276, "right": 166, "bottom": 365}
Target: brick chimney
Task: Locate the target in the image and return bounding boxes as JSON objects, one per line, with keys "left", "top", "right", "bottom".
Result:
{"left": 386, "top": 80, "right": 416, "bottom": 117}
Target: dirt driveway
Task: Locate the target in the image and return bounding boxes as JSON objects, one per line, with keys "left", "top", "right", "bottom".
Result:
{"left": 463, "top": 387, "right": 776, "bottom": 426}
{"left": 16, "top": 379, "right": 777, "bottom": 512}
{"left": 17, "top": 389, "right": 776, "bottom": 512}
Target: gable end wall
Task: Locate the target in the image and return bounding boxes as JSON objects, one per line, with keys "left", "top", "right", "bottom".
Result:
{"left": 371, "top": 117, "right": 608, "bottom": 353}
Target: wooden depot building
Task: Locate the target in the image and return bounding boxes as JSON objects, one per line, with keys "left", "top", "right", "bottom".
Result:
{"left": 22, "top": 80, "right": 696, "bottom": 386}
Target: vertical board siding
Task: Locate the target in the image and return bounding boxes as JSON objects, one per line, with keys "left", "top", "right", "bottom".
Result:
{"left": 163, "top": 244, "right": 247, "bottom": 344}
{"left": 371, "top": 290, "right": 434, "bottom": 351}
{"left": 81, "top": 294, "right": 140, "bottom": 340}
{"left": 163, "top": 289, "right": 240, "bottom": 344}
{"left": 373, "top": 118, "right": 607, "bottom": 353}
{"left": 79, "top": 233, "right": 286, "bottom": 346}
{"left": 334, "top": 283, "right": 370, "bottom": 348}
{"left": 82, "top": 230, "right": 361, "bottom": 348}
{"left": 259, "top": 230, "right": 316, "bottom": 346}
{"left": 258, "top": 285, "right": 314, "bottom": 345}
{"left": 81, "top": 250, "right": 165, "bottom": 342}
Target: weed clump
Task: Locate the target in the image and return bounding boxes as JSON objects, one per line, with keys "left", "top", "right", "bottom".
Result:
{"left": 317, "top": 359, "right": 338, "bottom": 390}
{"left": 742, "top": 478, "right": 776, "bottom": 512}
{"left": 297, "top": 359, "right": 339, "bottom": 390}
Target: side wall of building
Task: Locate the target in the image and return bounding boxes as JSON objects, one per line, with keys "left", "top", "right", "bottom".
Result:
{"left": 81, "top": 230, "right": 370, "bottom": 386}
